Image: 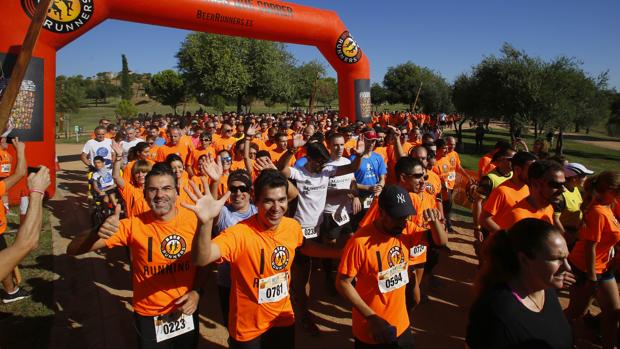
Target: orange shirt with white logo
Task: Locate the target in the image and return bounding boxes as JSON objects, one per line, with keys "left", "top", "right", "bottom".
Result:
{"left": 213, "top": 216, "right": 304, "bottom": 342}
{"left": 569, "top": 204, "right": 620, "bottom": 274}
{"left": 493, "top": 198, "right": 554, "bottom": 231}
{"left": 339, "top": 223, "right": 414, "bottom": 344}
{"left": 0, "top": 149, "right": 12, "bottom": 178}
{"left": 433, "top": 151, "right": 460, "bottom": 190}
{"left": 105, "top": 208, "right": 198, "bottom": 316}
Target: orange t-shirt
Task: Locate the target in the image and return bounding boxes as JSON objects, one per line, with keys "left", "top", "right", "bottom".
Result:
{"left": 494, "top": 199, "right": 554, "bottom": 231}
{"left": 0, "top": 182, "right": 6, "bottom": 234}
{"left": 433, "top": 151, "right": 461, "bottom": 190}
{"left": 213, "top": 216, "right": 304, "bottom": 342}
{"left": 477, "top": 152, "right": 495, "bottom": 179}
{"left": 569, "top": 204, "right": 620, "bottom": 274}
{"left": 0, "top": 149, "right": 13, "bottom": 178}
{"left": 214, "top": 136, "right": 237, "bottom": 153}
{"left": 482, "top": 180, "right": 529, "bottom": 218}
{"left": 269, "top": 149, "right": 295, "bottom": 167}
{"left": 338, "top": 223, "right": 414, "bottom": 344}
{"left": 187, "top": 146, "right": 216, "bottom": 174}
{"left": 343, "top": 138, "right": 358, "bottom": 158}
{"left": 119, "top": 182, "right": 150, "bottom": 218}
{"left": 147, "top": 145, "right": 159, "bottom": 161}
{"left": 425, "top": 171, "right": 442, "bottom": 198}
{"left": 105, "top": 208, "right": 198, "bottom": 316}
{"left": 156, "top": 143, "right": 190, "bottom": 164}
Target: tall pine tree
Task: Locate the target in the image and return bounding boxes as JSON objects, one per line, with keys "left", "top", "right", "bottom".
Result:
{"left": 120, "top": 54, "right": 132, "bottom": 100}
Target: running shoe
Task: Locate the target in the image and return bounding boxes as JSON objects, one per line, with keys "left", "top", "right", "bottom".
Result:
{"left": 1, "top": 288, "right": 31, "bottom": 304}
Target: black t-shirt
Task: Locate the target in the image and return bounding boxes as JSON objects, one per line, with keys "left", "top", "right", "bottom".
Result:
{"left": 466, "top": 285, "right": 572, "bottom": 349}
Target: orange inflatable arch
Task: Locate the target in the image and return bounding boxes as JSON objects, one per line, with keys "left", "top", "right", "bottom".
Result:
{"left": 1, "top": 0, "right": 371, "bottom": 197}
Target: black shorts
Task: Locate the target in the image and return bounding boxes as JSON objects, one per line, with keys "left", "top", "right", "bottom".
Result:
{"left": 321, "top": 213, "right": 353, "bottom": 241}
{"left": 354, "top": 328, "right": 414, "bottom": 349}
{"left": 570, "top": 261, "right": 615, "bottom": 286}
{"left": 229, "top": 325, "right": 294, "bottom": 349}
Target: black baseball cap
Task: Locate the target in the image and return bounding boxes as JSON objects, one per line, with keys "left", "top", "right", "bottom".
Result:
{"left": 378, "top": 185, "right": 416, "bottom": 219}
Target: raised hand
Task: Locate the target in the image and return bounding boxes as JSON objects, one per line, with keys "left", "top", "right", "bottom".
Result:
{"left": 27, "top": 166, "right": 50, "bottom": 192}
{"left": 201, "top": 154, "right": 223, "bottom": 182}
{"left": 254, "top": 157, "right": 277, "bottom": 172}
{"left": 292, "top": 134, "right": 306, "bottom": 148}
{"left": 245, "top": 123, "right": 259, "bottom": 138}
{"left": 181, "top": 178, "right": 230, "bottom": 224}
{"left": 110, "top": 140, "right": 123, "bottom": 159}
{"left": 11, "top": 137, "right": 25, "bottom": 153}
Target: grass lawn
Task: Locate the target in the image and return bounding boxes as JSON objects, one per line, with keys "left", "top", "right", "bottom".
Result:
{"left": 443, "top": 127, "right": 620, "bottom": 174}
{"left": 0, "top": 207, "right": 55, "bottom": 348}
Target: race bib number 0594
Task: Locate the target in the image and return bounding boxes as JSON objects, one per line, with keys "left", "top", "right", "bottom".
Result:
{"left": 377, "top": 262, "right": 409, "bottom": 294}
{"left": 154, "top": 312, "right": 195, "bottom": 343}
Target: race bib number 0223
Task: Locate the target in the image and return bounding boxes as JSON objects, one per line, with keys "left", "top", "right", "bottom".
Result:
{"left": 154, "top": 312, "right": 195, "bottom": 343}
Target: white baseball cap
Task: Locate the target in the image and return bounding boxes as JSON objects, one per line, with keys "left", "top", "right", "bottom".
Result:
{"left": 564, "top": 163, "right": 594, "bottom": 177}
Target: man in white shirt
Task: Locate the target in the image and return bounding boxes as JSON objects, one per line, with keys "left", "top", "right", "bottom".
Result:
{"left": 119, "top": 126, "right": 144, "bottom": 166}
{"left": 81, "top": 126, "right": 113, "bottom": 170}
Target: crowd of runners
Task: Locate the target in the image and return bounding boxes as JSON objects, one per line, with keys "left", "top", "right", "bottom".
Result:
{"left": 1, "top": 109, "right": 615, "bottom": 348}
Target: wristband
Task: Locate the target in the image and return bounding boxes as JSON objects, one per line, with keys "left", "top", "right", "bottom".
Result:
{"left": 30, "top": 189, "right": 45, "bottom": 196}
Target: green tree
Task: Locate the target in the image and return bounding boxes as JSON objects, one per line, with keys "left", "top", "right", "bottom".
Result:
{"left": 291, "top": 60, "right": 326, "bottom": 108}
{"left": 115, "top": 99, "right": 138, "bottom": 118}
{"left": 315, "top": 77, "right": 338, "bottom": 107}
{"left": 177, "top": 33, "right": 293, "bottom": 113}
{"left": 56, "top": 75, "right": 85, "bottom": 114}
{"left": 120, "top": 54, "right": 132, "bottom": 100}
{"left": 146, "top": 70, "right": 187, "bottom": 115}
{"left": 371, "top": 83, "right": 388, "bottom": 109}
{"left": 383, "top": 62, "right": 452, "bottom": 113}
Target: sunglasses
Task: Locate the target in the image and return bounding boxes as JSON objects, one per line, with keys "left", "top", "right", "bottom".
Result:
{"left": 201, "top": 138, "right": 212, "bottom": 142}
{"left": 547, "top": 181, "right": 566, "bottom": 189}
{"left": 222, "top": 129, "right": 233, "bottom": 133}
{"left": 229, "top": 185, "right": 249, "bottom": 194}
{"left": 221, "top": 156, "right": 232, "bottom": 162}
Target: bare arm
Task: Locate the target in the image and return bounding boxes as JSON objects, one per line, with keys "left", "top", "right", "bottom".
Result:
{"left": 66, "top": 204, "right": 121, "bottom": 255}
{"left": 110, "top": 141, "right": 125, "bottom": 189}
{"left": 80, "top": 152, "right": 91, "bottom": 167}
{"left": 481, "top": 210, "right": 501, "bottom": 234}
{"left": 277, "top": 148, "right": 295, "bottom": 177}
{"left": 336, "top": 274, "right": 376, "bottom": 318}
{"left": 584, "top": 241, "right": 597, "bottom": 281}
{"left": 0, "top": 167, "right": 50, "bottom": 280}
{"left": 425, "top": 208, "right": 447, "bottom": 246}
{"left": 3, "top": 139, "right": 27, "bottom": 190}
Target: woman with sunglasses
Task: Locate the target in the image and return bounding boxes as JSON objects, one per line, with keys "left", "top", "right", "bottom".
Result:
{"left": 565, "top": 171, "right": 620, "bottom": 349}
{"left": 187, "top": 132, "right": 215, "bottom": 177}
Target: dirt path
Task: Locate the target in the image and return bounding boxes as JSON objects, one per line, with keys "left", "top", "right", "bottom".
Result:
{"left": 48, "top": 143, "right": 599, "bottom": 348}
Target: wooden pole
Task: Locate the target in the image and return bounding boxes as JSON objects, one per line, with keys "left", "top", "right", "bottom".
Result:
{"left": 0, "top": 0, "right": 53, "bottom": 133}
{"left": 411, "top": 82, "right": 423, "bottom": 112}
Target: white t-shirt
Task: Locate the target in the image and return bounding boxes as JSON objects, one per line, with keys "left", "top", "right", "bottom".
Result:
{"left": 82, "top": 138, "right": 113, "bottom": 169}
{"left": 324, "top": 157, "right": 355, "bottom": 214}
{"left": 289, "top": 165, "right": 336, "bottom": 229}
{"left": 120, "top": 138, "right": 144, "bottom": 165}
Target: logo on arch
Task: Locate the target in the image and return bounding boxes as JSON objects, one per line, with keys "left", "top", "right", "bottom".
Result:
{"left": 21, "top": 0, "right": 94, "bottom": 34}
{"left": 336, "top": 31, "right": 362, "bottom": 64}
{"left": 271, "top": 246, "right": 290, "bottom": 271}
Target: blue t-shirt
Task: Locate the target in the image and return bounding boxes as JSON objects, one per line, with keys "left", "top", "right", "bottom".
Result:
{"left": 349, "top": 152, "right": 387, "bottom": 190}
{"left": 215, "top": 204, "right": 257, "bottom": 287}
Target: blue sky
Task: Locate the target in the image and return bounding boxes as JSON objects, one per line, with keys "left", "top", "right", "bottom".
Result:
{"left": 57, "top": 0, "right": 620, "bottom": 89}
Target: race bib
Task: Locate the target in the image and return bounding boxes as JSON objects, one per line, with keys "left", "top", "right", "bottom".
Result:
{"left": 363, "top": 196, "right": 374, "bottom": 209}
{"left": 1, "top": 164, "right": 10, "bottom": 173}
{"left": 447, "top": 171, "right": 456, "bottom": 182}
{"left": 332, "top": 209, "right": 350, "bottom": 226}
{"left": 258, "top": 272, "right": 289, "bottom": 304}
{"left": 154, "top": 312, "right": 195, "bottom": 343}
{"left": 377, "top": 262, "right": 409, "bottom": 294}
{"left": 302, "top": 226, "right": 318, "bottom": 239}
{"left": 410, "top": 245, "right": 427, "bottom": 258}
